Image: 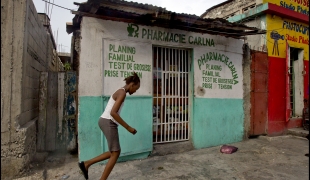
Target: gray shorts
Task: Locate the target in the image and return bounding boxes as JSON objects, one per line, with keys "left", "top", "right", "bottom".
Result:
{"left": 98, "top": 117, "right": 121, "bottom": 152}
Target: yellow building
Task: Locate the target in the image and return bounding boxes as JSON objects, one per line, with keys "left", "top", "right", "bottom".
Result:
{"left": 202, "top": 0, "right": 309, "bottom": 135}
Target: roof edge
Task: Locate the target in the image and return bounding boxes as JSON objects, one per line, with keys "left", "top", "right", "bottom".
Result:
{"left": 200, "top": 0, "right": 233, "bottom": 18}
{"left": 66, "top": 0, "right": 266, "bottom": 37}
{"left": 228, "top": 3, "right": 309, "bottom": 24}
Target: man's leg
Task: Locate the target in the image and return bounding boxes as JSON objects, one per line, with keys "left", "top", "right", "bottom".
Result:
{"left": 84, "top": 151, "right": 111, "bottom": 170}
{"left": 100, "top": 151, "right": 120, "bottom": 180}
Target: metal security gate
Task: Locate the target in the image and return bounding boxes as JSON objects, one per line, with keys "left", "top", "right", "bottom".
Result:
{"left": 153, "top": 46, "right": 190, "bottom": 143}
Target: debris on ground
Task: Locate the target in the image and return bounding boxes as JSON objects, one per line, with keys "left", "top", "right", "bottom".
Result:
{"left": 220, "top": 145, "right": 238, "bottom": 154}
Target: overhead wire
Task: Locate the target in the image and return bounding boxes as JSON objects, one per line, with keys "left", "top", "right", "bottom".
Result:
{"left": 47, "top": 0, "right": 50, "bottom": 18}
{"left": 41, "top": 0, "right": 73, "bottom": 11}
{"left": 41, "top": 0, "right": 74, "bottom": 51}
{"left": 41, "top": 0, "right": 304, "bottom": 49}
{"left": 49, "top": 0, "right": 53, "bottom": 19}
{"left": 49, "top": 0, "right": 55, "bottom": 19}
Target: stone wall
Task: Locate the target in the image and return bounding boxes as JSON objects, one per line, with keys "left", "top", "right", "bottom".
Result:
{"left": 1, "top": 0, "right": 59, "bottom": 179}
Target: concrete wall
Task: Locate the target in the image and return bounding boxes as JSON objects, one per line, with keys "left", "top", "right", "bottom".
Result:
{"left": 37, "top": 13, "right": 64, "bottom": 72}
{"left": 242, "top": 16, "right": 267, "bottom": 52}
{"left": 202, "top": 0, "right": 268, "bottom": 52}
{"left": 242, "top": 44, "right": 252, "bottom": 138}
{"left": 77, "top": 17, "right": 246, "bottom": 162}
{"left": 227, "top": 3, "right": 268, "bottom": 52}
{"left": 1, "top": 0, "right": 59, "bottom": 179}
{"left": 202, "top": 1, "right": 267, "bottom": 137}
{"left": 202, "top": 0, "right": 260, "bottom": 19}
{"left": 1, "top": 0, "right": 30, "bottom": 178}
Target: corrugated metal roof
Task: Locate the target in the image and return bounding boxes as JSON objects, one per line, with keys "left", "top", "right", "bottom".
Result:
{"left": 67, "top": 0, "right": 265, "bottom": 38}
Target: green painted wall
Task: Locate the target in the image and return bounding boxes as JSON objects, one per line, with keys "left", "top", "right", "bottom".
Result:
{"left": 191, "top": 98, "right": 244, "bottom": 149}
{"left": 78, "top": 96, "right": 153, "bottom": 163}
{"left": 228, "top": 3, "right": 268, "bottom": 23}
{"left": 78, "top": 92, "right": 245, "bottom": 161}
{"left": 78, "top": 97, "right": 103, "bottom": 161}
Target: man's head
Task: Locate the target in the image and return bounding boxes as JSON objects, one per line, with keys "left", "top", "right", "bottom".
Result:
{"left": 124, "top": 72, "right": 140, "bottom": 95}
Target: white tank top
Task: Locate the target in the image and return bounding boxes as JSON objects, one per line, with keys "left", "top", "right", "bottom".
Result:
{"left": 100, "top": 88, "right": 125, "bottom": 125}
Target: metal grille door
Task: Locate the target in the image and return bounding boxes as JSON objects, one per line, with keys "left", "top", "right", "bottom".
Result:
{"left": 153, "top": 46, "right": 190, "bottom": 143}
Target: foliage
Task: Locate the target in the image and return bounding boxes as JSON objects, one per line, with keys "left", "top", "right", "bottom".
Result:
{"left": 64, "top": 62, "right": 71, "bottom": 71}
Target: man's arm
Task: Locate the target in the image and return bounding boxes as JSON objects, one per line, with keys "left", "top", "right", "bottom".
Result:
{"left": 110, "top": 90, "right": 136, "bottom": 134}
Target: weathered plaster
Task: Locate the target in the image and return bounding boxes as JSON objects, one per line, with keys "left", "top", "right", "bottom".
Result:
{"left": 242, "top": 43, "right": 252, "bottom": 139}
{"left": 1, "top": 0, "right": 60, "bottom": 179}
{"left": 77, "top": 17, "right": 245, "bottom": 162}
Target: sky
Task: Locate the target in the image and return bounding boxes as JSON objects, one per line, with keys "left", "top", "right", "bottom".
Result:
{"left": 33, "top": 0, "right": 227, "bottom": 53}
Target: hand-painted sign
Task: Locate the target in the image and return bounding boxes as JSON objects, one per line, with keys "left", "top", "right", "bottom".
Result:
{"left": 127, "top": 23, "right": 215, "bottom": 47}
{"left": 264, "top": 0, "right": 309, "bottom": 16}
{"left": 103, "top": 40, "right": 152, "bottom": 95}
{"left": 105, "top": 43, "right": 152, "bottom": 78}
{"left": 197, "top": 51, "right": 239, "bottom": 85}
{"left": 266, "top": 14, "right": 309, "bottom": 59}
{"left": 194, "top": 51, "right": 242, "bottom": 99}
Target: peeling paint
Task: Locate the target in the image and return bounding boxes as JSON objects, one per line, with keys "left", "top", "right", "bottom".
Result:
{"left": 196, "top": 86, "right": 206, "bottom": 96}
{"left": 64, "top": 72, "right": 77, "bottom": 153}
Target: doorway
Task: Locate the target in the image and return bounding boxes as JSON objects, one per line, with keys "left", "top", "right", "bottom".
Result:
{"left": 288, "top": 47, "right": 304, "bottom": 117}
{"left": 152, "top": 46, "right": 191, "bottom": 143}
